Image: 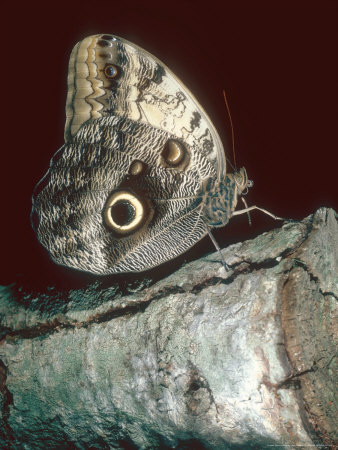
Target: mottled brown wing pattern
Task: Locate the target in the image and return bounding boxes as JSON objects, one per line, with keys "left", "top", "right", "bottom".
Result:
{"left": 32, "top": 116, "right": 216, "bottom": 274}
{"left": 31, "top": 34, "right": 250, "bottom": 274}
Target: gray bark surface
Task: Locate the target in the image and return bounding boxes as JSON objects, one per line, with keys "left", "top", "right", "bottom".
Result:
{"left": 0, "top": 207, "right": 336, "bottom": 449}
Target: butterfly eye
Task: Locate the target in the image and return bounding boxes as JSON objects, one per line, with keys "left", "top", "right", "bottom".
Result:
{"left": 104, "top": 64, "right": 119, "bottom": 79}
{"left": 234, "top": 167, "right": 249, "bottom": 192}
{"left": 104, "top": 191, "right": 146, "bottom": 235}
{"left": 161, "top": 139, "right": 190, "bottom": 170}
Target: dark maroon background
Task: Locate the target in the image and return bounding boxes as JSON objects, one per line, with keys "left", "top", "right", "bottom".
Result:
{"left": 1, "top": 0, "right": 337, "bottom": 287}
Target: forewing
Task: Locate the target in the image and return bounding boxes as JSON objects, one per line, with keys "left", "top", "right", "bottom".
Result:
{"left": 65, "top": 34, "right": 226, "bottom": 180}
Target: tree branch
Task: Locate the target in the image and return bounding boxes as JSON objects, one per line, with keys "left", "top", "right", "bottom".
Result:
{"left": 0, "top": 207, "right": 336, "bottom": 448}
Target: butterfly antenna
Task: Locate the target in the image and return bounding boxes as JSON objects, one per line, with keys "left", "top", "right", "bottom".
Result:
{"left": 222, "top": 90, "right": 253, "bottom": 227}
{"left": 222, "top": 89, "right": 237, "bottom": 170}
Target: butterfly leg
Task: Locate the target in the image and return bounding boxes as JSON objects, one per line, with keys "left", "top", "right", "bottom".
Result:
{"left": 232, "top": 206, "right": 290, "bottom": 222}
{"left": 232, "top": 206, "right": 297, "bottom": 222}
{"left": 206, "top": 226, "right": 230, "bottom": 271}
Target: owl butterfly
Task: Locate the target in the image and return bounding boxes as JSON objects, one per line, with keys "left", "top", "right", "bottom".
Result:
{"left": 31, "top": 34, "right": 281, "bottom": 275}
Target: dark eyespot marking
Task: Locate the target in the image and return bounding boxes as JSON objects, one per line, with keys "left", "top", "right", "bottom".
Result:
{"left": 161, "top": 139, "right": 190, "bottom": 170}
{"left": 100, "top": 34, "right": 115, "bottom": 41}
{"left": 129, "top": 160, "right": 147, "bottom": 176}
{"left": 98, "top": 52, "right": 111, "bottom": 59}
{"left": 97, "top": 39, "right": 113, "bottom": 48}
{"left": 104, "top": 190, "right": 151, "bottom": 236}
{"left": 111, "top": 200, "right": 136, "bottom": 227}
{"left": 104, "top": 64, "right": 119, "bottom": 79}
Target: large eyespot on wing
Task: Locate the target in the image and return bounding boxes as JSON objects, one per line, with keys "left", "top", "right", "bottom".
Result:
{"left": 64, "top": 34, "right": 226, "bottom": 182}
{"left": 103, "top": 189, "right": 153, "bottom": 236}
{"left": 31, "top": 116, "right": 210, "bottom": 275}
{"left": 32, "top": 115, "right": 216, "bottom": 275}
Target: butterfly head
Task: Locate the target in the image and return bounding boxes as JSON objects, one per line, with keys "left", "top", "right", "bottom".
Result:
{"left": 233, "top": 167, "right": 253, "bottom": 196}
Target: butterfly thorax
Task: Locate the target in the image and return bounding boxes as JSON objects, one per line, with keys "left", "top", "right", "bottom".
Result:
{"left": 203, "top": 167, "right": 249, "bottom": 228}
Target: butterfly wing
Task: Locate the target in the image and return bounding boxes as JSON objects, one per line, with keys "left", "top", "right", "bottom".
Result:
{"left": 65, "top": 34, "right": 226, "bottom": 179}
{"left": 32, "top": 34, "right": 227, "bottom": 274}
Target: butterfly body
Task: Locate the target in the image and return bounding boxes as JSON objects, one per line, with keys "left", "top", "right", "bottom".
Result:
{"left": 31, "top": 34, "right": 250, "bottom": 275}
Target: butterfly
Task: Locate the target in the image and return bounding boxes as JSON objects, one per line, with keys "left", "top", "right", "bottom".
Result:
{"left": 31, "top": 34, "right": 281, "bottom": 275}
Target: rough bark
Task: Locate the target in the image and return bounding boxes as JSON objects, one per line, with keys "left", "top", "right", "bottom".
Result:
{"left": 0, "top": 207, "right": 336, "bottom": 449}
